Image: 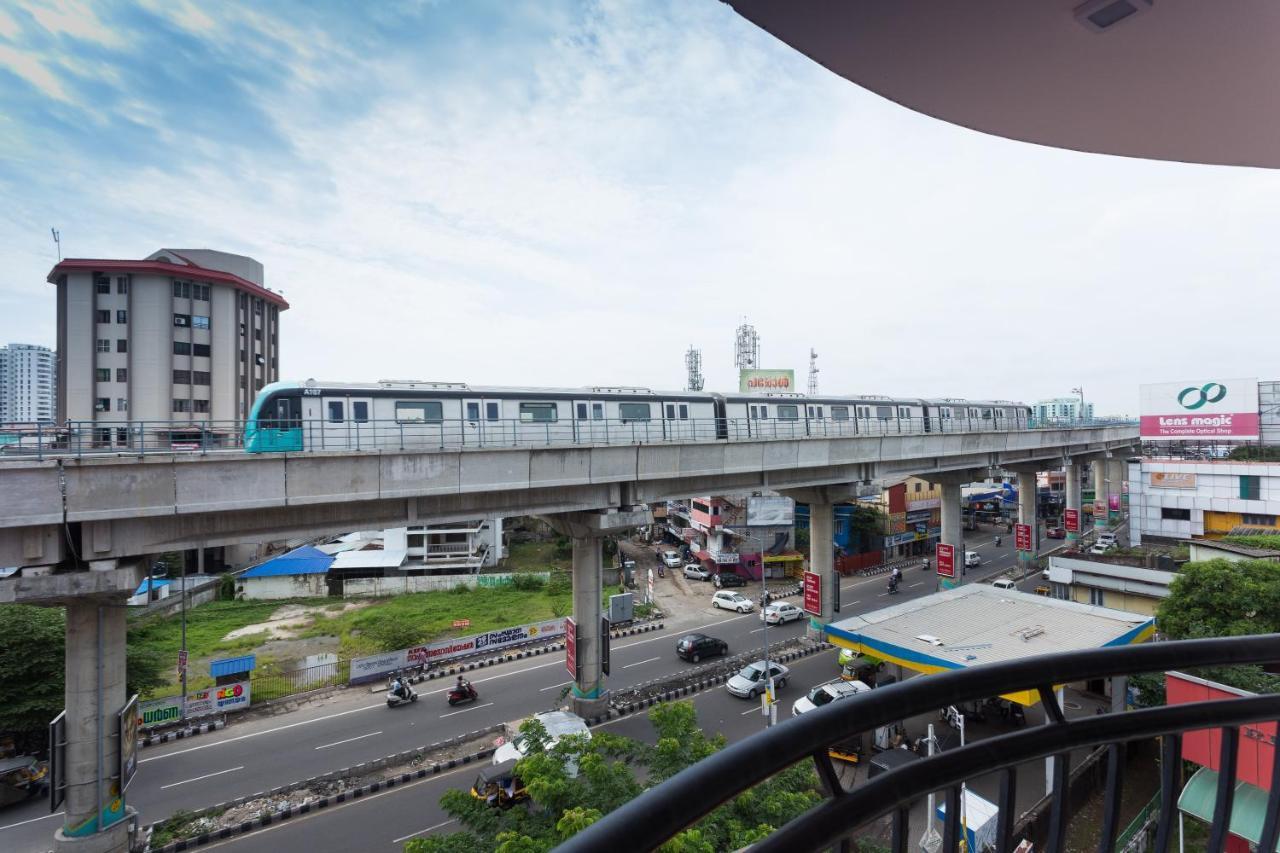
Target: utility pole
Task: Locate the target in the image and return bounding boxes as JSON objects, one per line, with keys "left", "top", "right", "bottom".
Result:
{"left": 1071, "top": 386, "right": 1085, "bottom": 423}
{"left": 51, "top": 227, "right": 61, "bottom": 261}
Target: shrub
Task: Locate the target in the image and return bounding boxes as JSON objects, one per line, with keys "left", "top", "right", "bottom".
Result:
{"left": 511, "top": 573, "right": 546, "bottom": 592}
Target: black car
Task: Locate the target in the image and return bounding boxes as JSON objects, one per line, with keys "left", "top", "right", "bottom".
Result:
{"left": 676, "top": 633, "right": 728, "bottom": 663}
{"left": 713, "top": 572, "right": 747, "bottom": 588}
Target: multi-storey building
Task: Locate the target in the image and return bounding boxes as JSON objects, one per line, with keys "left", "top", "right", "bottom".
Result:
{"left": 49, "top": 249, "right": 288, "bottom": 446}
{"left": 0, "top": 343, "right": 56, "bottom": 422}
{"left": 1034, "top": 397, "right": 1094, "bottom": 423}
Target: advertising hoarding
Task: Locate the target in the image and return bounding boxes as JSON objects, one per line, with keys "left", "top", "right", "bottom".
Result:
{"left": 936, "top": 543, "right": 955, "bottom": 578}
{"left": 1064, "top": 509, "right": 1080, "bottom": 533}
{"left": 350, "top": 618, "right": 567, "bottom": 682}
{"left": 48, "top": 711, "right": 65, "bottom": 812}
{"left": 118, "top": 694, "right": 139, "bottom": 792}
{"left": 137, "top": 679, "right": 252, "bottom": 727}
{"left": 739, "top": 369, "right": 795, "bottom": 393}
{"left": 1151, "top": 472, "right": 1197, "bottom": 489}
{"left": 802, "top": 571, "right": 821, "bottom": 616}
{"left": 1139, "top": 379, "right": 1259, "bottom": 440}
{"left": 565, "top": 617, "right": 578, "bottom": 680}
{"left": 1014, "top": 523, "right": 1032, "bottom": 552}
{"left": 746, "top": 495, "right": 795, "bottom": 527}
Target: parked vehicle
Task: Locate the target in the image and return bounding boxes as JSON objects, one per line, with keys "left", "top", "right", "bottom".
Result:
{"left": 447, "top": 679, "right": 479, "bottom": 706}
{"left": 493, "top": 711, "right": 591, "bottom": 769}
{"left": 661, "top": 551, "right": 683, "bottom": 568}
{"left": 682, "top": 563, "right": 713, "bottom": 581}
{"left": 726, "top": 660, "right": 790, "bottom": 699}
{"left": 0, "top": 756, "right": 48, "bottom": 808}
{"left": 992, "top": 578, "right": 1017, "bottom": 591}
{"left": 713, "top": 571, "right": 747, "bottom": 588}
{"left": 761, "top": 601, "right": 804, "bottom": 624}
{"left": 1089, "top": 542, "right": 1114, "bottom": 555}
{"left": 964, "top": 551, "right": 981, "bottom": 568}
{"left": 676, "top": 632, "right": 728, "bottom": 663}
{"left": 792, "top": 678, "right": 872, "bottom": 717}
{"left": 1097, "top": 531, "right": 1118, "bottom": 547}
{"left": 712, "top": 590, "right": 754, "bottom": 613}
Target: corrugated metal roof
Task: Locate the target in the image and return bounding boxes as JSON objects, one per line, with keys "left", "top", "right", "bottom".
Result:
{"left": 242, "top": 546, "right": 333, "bottom": 577}
{"left": 132, "top": 578, "right": 172, "bottom": 596}
{"left": 331, "top": 549, "right": 407, "bottom": 570}
{"left": 210, "top": 655, "right": 257, "bottom": 676}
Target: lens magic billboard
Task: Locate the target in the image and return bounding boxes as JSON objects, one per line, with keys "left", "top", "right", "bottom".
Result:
{"left": 1139, "top": 379, "right": 1259, "bottom": 440}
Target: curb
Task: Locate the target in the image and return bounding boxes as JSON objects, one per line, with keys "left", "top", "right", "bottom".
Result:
{"left": 139, "top": 718, "right": 225, "bottom": 750}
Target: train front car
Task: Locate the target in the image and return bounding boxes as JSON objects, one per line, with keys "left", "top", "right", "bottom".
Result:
{"left": 244, "top": 381, "right": 305, "bottom": 452}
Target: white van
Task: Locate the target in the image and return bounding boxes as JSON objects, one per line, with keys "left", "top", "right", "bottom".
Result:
{"left": 1097, "top": 531, "right": 1118, "bottom": 547}
{"left": 992, "top": 578, "right": 1017, "bottom": 591}
{"left": 964, "top": 551, "right": 981, "bottom": 568}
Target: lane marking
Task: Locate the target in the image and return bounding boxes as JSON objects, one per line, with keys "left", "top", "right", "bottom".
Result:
{"left": 0, "top": 811, "right": 63, "bottom": 832}
{"left": 740, "top": 707, "right": 760, "bottom": 715}
{"left": 539, "top": 680, "right": 572, "bottom": 692}
{"left": 392, "top": 819, "right": 456, "bottom": 843}
{"left": 622, "top": 656, "right": 660, "bottom": 669}
{"left": 847, "top": 600, "right": 861, "bottom": 605}
{"left": 439, "top": 701, "right": 494, "bottom": 718}
{"left": 908, "top": 582, "right": 924, "bottom": 588}
{"left": 160, "top": 765, "right": 245, "bottom": 790}
{"left": 315, "top": 731, "right": 381, "bottom": 751}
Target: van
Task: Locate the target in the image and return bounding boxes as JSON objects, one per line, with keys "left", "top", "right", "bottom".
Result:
{"left": 992, "top": 578, "right": 1017, "bottom": 591}
{"left": 964, "top": 551, "right": 981, "bottom": 568}
{"left": 1097, "top": 531, "right": 1117, "bottom": 547}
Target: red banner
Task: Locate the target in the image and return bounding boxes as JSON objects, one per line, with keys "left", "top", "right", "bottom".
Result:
{"left": 936, "top": 543, "right": 955, "bottom": 578}
{"left": 565, "top": 617, "right": 577, "bottom": 680}
{"left": 1064, "top": 509, "right": 1080, "bottom": 533}
{"left": 1015, "top": 523, "right": 1032, "bottom": 551}
{"left": 802, "top": 571, "right": 821, "bottom": 616}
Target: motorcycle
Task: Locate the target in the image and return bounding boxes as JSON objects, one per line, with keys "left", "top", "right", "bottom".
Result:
{"left": 386, "top": 672, "right": 418, "bottom": 708}
{"left": 448, "top": 681, "right": 480, "bottom": 706}
{"left": 921, "top": 558, "right": 930, "bottom": 572}
{"left": 994, "top": 535, "right": 1003, "bottom": 547}
{"left": 887, "top": 575, "right": 901, "bottom": 594}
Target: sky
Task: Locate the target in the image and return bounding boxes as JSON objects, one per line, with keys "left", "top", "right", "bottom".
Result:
{"left": 1, "top": 0, "right": 1277, "bottom": 417}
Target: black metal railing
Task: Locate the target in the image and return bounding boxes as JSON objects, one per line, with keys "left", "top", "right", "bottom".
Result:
{"left": 557, "top": 635, "right": 1280, "bottom": 853}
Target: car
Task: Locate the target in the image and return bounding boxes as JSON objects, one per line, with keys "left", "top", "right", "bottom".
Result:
{"left": 712, "top": 590, "right": 754, "bottom": 613}
{"left": 713, "top": 571, "right": 747, "bottom": 588}
{"left": 761, "top": 601, "right": 804, "bottom": 624}
{"left": 675, "top": 633, "right": 728, "bottom": 663}
{"left": 1089, "top": 542, "right": 1113, "bottom": 555}
{"left": 661, "top": 551, "right": 683, "bottom": 568}
{"left": 1096, "top": 532, "right": 1118, "bottom": 547}
{"left": 1042, "top": 567, "right": 1051, "bottom": 580}
{"left": 683, "top": 563, "right": 713, "bottom": 581}
{"left": 992, "top": 578, "right": 1017, "bottom": 591}
{"left": 726, "top": 660, "right": 790, "bottom": 699}
{"left": 492, "top": 711, "right": 591, "bottom": 769}
{"left": 1046, "top": 527, "right": 1066, "bottom": 539}
{"left": 964, "top": 551, "right": 981, "bottom": 568}
{"left": 791, "top": 678, "right": 872, "bottom": 717}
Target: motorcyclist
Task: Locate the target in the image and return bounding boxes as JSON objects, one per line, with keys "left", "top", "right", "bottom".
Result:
{"left": 890, "top": 566, "right": 902, "bottom": 585}
{"left": 455, "top": 674, "right": 472, "bottom": 697}
{"left": 391, "top": 672, "right": 409, "bottom": 700}
{"left": 994, "top": 535, "right": 1002, "bottom": 546}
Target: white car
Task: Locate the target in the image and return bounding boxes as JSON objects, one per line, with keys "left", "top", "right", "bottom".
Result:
{"left": 712, "top": 590, "right": 754, "bottom": 613}
{"left": 1089, "top": 542, "right": 1114, "bottom": 555}
{"left": 683, "top": 563, "right": 713, "bottom": 581}
{"left": 964, "top": 551, "right": 981, "bottom": 568}
{"left": 1097, "top": 532, "right": 1118, "bottom": 547}
{"left": 661, "top": 551, "right": 683, "bottom": 568}
{"left": 726, "top": 660, "right": 790, "bottom": 699}
{"left": 493, "top": 711, "right": 591, "bottom": 768}
{"left": 792, "top": 678, "right": 872, "bottom": 717}
{"left": 761, "top": 601, "right": 804, "bottom": 624}
{"left": 992, "top": 578, "right": 1017, "bottom": 591}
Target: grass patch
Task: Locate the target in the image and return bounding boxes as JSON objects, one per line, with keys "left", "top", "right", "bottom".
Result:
{"left": 501, "top": 540, "right": 570, "bottom": 572}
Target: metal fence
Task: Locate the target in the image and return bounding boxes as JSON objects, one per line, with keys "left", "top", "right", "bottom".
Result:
{"left": 0, "top": 415, "right": 1137, "bottom": 460}
{"left": 249, "top": 657, "right": 351, "bottom": 703}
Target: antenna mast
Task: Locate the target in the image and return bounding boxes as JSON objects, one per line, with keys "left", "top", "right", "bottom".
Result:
{"left": 734, "top": 319, "right": 760, "bottom": 371}
{"left": 51, "top": 228, "right": 61, "bottom": 261}
{"left": 808, "top": 348, "right": 819, "bottom": 395}
{"left": 684, "top": 346, "right": 704, "bottom": 392}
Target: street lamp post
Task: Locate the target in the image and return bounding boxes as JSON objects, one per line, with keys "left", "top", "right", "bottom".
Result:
{"left": 1071, "top": 386, "right": 1086, "bottom": 424}
{"left": 726, "top": 526, "right": 774, "bottom": 728}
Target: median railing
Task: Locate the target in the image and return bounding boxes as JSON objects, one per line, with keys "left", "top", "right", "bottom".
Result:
{"left": 556, "top": 634, "right": 1280, "bottom": 853}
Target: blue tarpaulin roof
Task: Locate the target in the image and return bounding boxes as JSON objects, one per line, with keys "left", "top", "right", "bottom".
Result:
{"left": 132, "top": 578, "right": 172, "bottom": 596}
{"left": 242, "top": 545, "right": 333, "bottom": 577}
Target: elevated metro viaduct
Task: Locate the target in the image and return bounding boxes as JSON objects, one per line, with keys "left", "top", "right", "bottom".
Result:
{"left": 0, "top": 424, "right": 1137, "bottom": 852}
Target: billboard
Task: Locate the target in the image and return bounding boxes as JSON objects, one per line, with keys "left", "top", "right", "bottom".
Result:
{"left": 746, "top": 496, "right": 795, "bottom": 527}
{"left": 739, "top": 369, "right": 796, "bottom": 394}
{"left": 1139, "top": 379, "right": 1259, "bottom": 440}
{"left": 350, "top": 618, "right": 568, "bottom": 683}
{"left": 802, "top": 571, "right": 822, "bottom": 616}
{"left": 565, "top": 617, "right": 578, "bottom": 680}
{"left": 1064, "top": 509, "right": 1080, "bottom": 533}
{"left": 1151, "top": 472, "right": 1197, "bottom": 489}
{"left": 137, "top": 679, "right": 252, "bottom": 727}
{"left": 1014, "top": 523, "right": 1032, "bottom": 552}
{"left": 118, "top": 694, "right": 139, "bottom": 792}
{"left": 936, "top": 543, "right": 955, "bottom": 578}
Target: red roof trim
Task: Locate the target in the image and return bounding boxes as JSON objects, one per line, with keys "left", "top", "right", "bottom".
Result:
{"left": 47, "top": 259, "right": 290, "bottom": 309}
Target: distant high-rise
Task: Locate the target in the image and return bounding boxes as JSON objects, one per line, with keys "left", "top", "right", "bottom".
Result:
{"left": 1034, "top": 397, "right": 1094, "bottom": 422}
{"left": 0, "top": 343, "right": 57, "bottom": 422}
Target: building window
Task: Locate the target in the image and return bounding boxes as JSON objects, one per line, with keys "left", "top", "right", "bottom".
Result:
{"left": 95, "top": 309, "right": 110, "bottom": 323}
{"left": 173, "top": 281, "right": 191, "bottom": 298}
{"left": 193, "top": 371, "right": 210, "bottom": 385}
{"left": 270, "top": 357, "right": 277, "bottom": 369}
{"left": 255, "top": 354, "right": 265, "bottom": 366}
{"left": 749, "top": 405, "right": 758, "bottom": 419}
{"left": 116, "top": 310, "right": 127, "bottom": 324}
{"left": 518, "top": 402, "right": 557, "bottom": 423}
{"left": 253, "top": 328, "right": 262, "bottom": 341}
{"left": 485, "top": 402, "right": 499, "bottom": 421}
{"left": 173, "top": 341, "right": 191, "bottom": 355}
{"left": 619, "top": 402, "right": 650, "bottom": 423}
{"left": 174, "top": 314, "right": 190, "bottom": 327}
{"left": 1161, "top": 507, "right": 1191, "bottom": 521}
{"left": 1242, "top": 513, "right": 1277, "bottom": 527}
{"left": 116, "top": 339, "right": 127, "bottom": 353}
{"left": 192, "top": 315, "right": 210, "bottom": 329}
{"left": 575, "top": 402, "right": 587, "bottom": 420}
{"left": 96, "top": 277, "right": 110, "bottom": 294}
{"left": 116, "top": 368, "right": 127, "bottom": 382}
{"left": 239, "top": 322, "right": 246, "bottom": 335}
{"left": 193, "top": 343, "right": 210, "bottom": 357}
{"left": 172, "top": 399, "right": 191, "bottom": 413}
{"left": 327, "top": 401, "right": 344, "bottom": 422}
{"left": 1240, "top": 475, "right": 1261, "bottom": 500}
{"left": 353, "top": 402, "right": 369, "bottom": 422}
{"left": 253, "top": 300, "right": 263, "bottom": 315}
{"left": 914, "top": 482, "right": 922, "bottom": 493}
{"left": 193, "top": 399, "right": 209, "bottom": 413}
{"left": 95, "top": 397, "right": 110, "bottom": 412}
{"left": 116, "top": 428, "right": 128, "bottom": 443}
{"left": 194, "top": 283, "right": 210, "bottom": 301}
{"left": 117, "top": 398, "right": 127, "bottom": 412}
{"left": 1089, "top": 587, "right": 1106, "bottom": 607}
{"left": 96, "top": 339, "right": 110, "bottom": 353}
{"left": 116, "top": 277, "right": 128, "bottom": 294}
{"left": 96, "top": 368, "right": 110, "bottom": 382}
{"left": 173, "top": 369, "right": 191, "bottom": 384}
{"left": 898, "top": 406, "right": 910, "bottom": 418}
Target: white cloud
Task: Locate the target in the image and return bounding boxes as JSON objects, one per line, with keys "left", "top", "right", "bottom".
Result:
{"left": 0, "top": 43, "right": 72, "bottom": 102}
{"left": 15, "top": 0, "right": 122, "bottom": 47}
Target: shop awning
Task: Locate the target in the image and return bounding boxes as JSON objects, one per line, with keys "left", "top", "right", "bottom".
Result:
{"left": 1178, "top": 767, "right": 1279, "bottom": 851}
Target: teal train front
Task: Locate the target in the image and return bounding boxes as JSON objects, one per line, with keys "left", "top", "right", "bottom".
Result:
{"left": 244, "top": 381, "right": 305, "bottom": 452}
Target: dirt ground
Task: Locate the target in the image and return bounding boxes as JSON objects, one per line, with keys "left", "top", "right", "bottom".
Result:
{"left": 221, "top": 601, "right": 371, "bottom": 641}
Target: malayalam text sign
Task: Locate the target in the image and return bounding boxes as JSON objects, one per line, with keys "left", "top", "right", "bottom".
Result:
{"left": 1064, "top": 509, "right": 1080, "bottom": 533}
{"left": 739, "top": 369, "right": 796, "bottom": 394}
{"left": 565, "top": 617, "right": 578, "bottom": 680}
{"left": 1014, "top": 523, "right": 1032, "bottom": 552}
{"left": 1139, "top": 379, "right": 1259, "bottom": 440}
{"left": 802, "top": 571, "right": 821, "bottom": 616}
{"left": 936, "top": 543, "right": 955, "bottom": 578}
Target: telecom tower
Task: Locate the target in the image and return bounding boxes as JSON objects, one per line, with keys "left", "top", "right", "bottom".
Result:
{"left": 684, "top": 346, "right": 704, "bottom": 391}
{"left": 808, "top": 348, "right": 819, "bottom": 395}
{"left": 734, "top": 320, "right": 760, "bottom": 371}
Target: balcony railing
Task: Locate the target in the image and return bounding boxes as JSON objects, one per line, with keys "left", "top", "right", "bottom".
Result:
{"left": 557, "top": 634, "right": 1280, "bottom": 853}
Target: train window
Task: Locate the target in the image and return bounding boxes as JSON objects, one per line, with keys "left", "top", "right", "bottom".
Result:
{"left": 396, "top": 401, "right": 444, "bottom": 423}
{"left": 969, "top": 408, "right": 979, "bottom": 418}
{"left": 876, "top": 406, "right": 893, "bottom": 420}
{"left": 815, "top": 407, "right": 823, "bottom": 418}
{"left": 328, "top": 401, "right": 344, "bottom": 423}
{"left": 619, "top": 403, "right": 650, "bottom": 423}
{"left": 760, "top": 405, "right": 768, "bottom": 418}
{"left": 665, "top": 404, "right": 675, "bottom": 419}
{"left": 898, "top": 407, "right": 909, "bottom": 418}
{"left": 749, "top": 405, "right": 758, "bottom": 419}
{"left": 468, "top": 402, "right": 481, "bottom": 421}
{"left": 806, "top": 406, "right": 814, "bottom": 418}
{"left": 777, "top": 405, "right": 799, "bottom": 419}
{"left": 831, "top": 406, "right": 849, "bottom": 420}
{"left": 485, "top": 402, "right": 499, "bottom": 421}
{"left": 519, "top": 402, "right": 557, "bottom": 422}
{"left": 353, "top": 402, "right": 369, "bottom": 423}
{"left": 591, "top": 403, "right": 604, "bottom": 420}
{"left": 576, "top": 403, "right": 588, "bottom": 420}
{"left": 982, "top": 408, "right": 993, "bottom": 419}
{"left": 939, "top": 407, "right": 952, "bottom": 418}
{"left": 678, "top": 404, "right": 688, "bottom": 419}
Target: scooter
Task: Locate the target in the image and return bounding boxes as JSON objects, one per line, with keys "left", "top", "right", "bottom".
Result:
{"left": 887, "top": 576, "right": 901, "bottom": 594}
{"left": 386, "top": 673, "right": 418, "bottom": 707}
{"left": 994, "top": 535, "right": 1003, "bottom": 547}
{"left": 447, "top": 681, "right": 479, "bottom": 706}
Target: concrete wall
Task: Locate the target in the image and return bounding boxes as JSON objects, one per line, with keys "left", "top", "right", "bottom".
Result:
{"left": 240, "top": 573, "right": 327, "bottom": 600}
{"left": 339, "top": 571, "right": 549, "bottom": 598}
{"left": 1069, "top": 585, "right": 1159, "bottom": 616}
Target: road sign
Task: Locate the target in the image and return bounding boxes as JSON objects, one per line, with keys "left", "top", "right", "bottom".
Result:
{"left": 936, "top": 543, "right": 955, "bottom": 578}
{"left": 601, "top": 617, "right": 611, "bottom": 676}
{"left": 1064, "top": 508, "right": 1080, "bottom": 532}
{"left": 1015, "top": 523, "right": 1033, "bottom": 551}
{"left": 177, "top": 649, "right": 188, "bottom": 669}
{"left": 452, "top": 619, "right": 471, "bottom": 629}
{"left": 565, "top": 617, "right": 578, "bottom": 680}
{"left": 802, "top": 571, "right": 822, "bottom": 616}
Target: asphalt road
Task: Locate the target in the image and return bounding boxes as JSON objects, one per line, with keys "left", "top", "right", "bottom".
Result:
{"left": 1, "top": 528, "right": 1049, "bottom": 852}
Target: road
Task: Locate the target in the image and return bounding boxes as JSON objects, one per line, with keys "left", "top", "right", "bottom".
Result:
{"left": 0, "top": 529, "right": 1047, "bottom": 852}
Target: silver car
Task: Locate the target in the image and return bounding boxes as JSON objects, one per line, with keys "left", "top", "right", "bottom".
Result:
{"left": 725, "top": 660, "right": 790, "bottom": 699}
{"left": 683, "top": 563, "right": 713, "bottom": 581}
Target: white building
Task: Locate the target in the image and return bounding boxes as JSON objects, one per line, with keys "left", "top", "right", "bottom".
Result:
{"left": 0, "top": 343, "right": 56, "bottom": 422}
{"left": 1128, "top": 458, "right": 1280, "bottom": 543}
{"left": 1034, "top": 397, "right": 1094, "bottom": 423}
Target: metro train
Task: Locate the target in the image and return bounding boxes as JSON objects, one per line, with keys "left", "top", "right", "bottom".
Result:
{"left": 243, "top": 379, "right": 1032, "bottom": 453}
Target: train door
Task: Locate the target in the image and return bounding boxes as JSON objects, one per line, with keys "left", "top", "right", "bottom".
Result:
{"left": 573, "top": 400, "right": 606, "bottom": 444}
{"left": 349, "top": 395, "right": 373, "bottom": 449}
{"left": 463, "top": 398, "right": 486, "bottom": 447}
{"left": 320, "top": 394, "right": 349, "bottom": 450}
